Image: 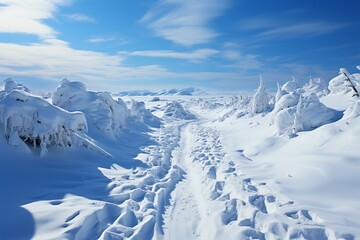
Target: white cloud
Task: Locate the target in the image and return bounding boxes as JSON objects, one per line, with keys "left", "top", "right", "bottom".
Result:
{"left": 140, "top": 0, "right": 229, "bottom": 46}
{"left": 0, "top": 40, "right": 179, "bottom": 87}
{"left": 238, "top": 17, "right": 348, "bottom": 39}
{"left": 259, "top": 22, "right": 348, "bottom": 38}
{"left": 123, "top": 48, "right": 219, "bottom": 61}
{"left": 0, "top": 0, "right": 70, "bottom": 39}
{"left": 64, "top": 13, "right": 95, "bottom": 23}
{"left": 88, "top": 37, "right": 116, "bottom": 43}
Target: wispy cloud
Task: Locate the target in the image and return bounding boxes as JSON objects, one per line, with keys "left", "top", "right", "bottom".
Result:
{"left": 0, "top": 0, "right": 70, "bottom": 39}
{"left": 122, "top": 49, "right": 219, "bottom": 61}
{"left": 87, "top": 36, "right": 129, "bottom": 45}
{"left": 140, "top": 0, "right": 229, "bottom": 46}
{"left": 259, "top": 21, "right": 348, "bottom": 38}
{"left": 63, "top": 13, "right": 95, "bottom": 23}
{"left": 238, "top": 17, "right": 349, "bottom": 40}
{"left": 88, "top": 36, "right": 116, "bottom": 43}
{"left": 221, "top": 43, "right": 263, "bottom": 70}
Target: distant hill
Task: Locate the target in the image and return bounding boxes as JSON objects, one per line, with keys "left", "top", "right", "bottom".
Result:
{"left": 116, "top": 87, "right": 207, "bottom": 96}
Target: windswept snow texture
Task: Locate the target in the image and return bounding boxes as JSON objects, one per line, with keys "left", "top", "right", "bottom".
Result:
{"left": 1, "top": 68, "right": 360, "bottom": 240}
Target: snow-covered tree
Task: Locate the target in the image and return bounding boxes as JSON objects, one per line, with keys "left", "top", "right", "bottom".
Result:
{"left": 275, "top": 82, "right": 283, "bottom": 103}
{"left": 250, "top": 75, "right": 270, "bottom": 115}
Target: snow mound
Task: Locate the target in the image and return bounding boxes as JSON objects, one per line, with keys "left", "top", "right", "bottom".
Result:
{"left": 302, "top": 77, "right": 329, "bottom": 97}
{"left": 0, "top": 89, "right": 87, "bottom": 156}
{"left": 53, "top": 79, "right": 130, "bottom": 138}
{"left": 344, "top": 100, "right": 360, "bottom": 119}
{"left": 274, "top": 93, "right": 339, "bottom": 137}
{"left": 3, "top": 77, "right": 30, "bottom": 94}
{"left": 164, "top": 101, "right": 196, "bottom": 120}
{"left": 129, "top": 100, "right": 161, "bottom": 127}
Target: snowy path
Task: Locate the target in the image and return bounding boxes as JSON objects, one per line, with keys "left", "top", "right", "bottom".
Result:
{"left": 163, "top": 123, "right": 202, "bottom": 240}
{"left": 160, "top": 117, "right": 353, "bottom": 240}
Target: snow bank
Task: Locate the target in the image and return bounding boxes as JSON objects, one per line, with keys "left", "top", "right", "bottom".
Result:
{"left": 344, "top": 99, "right": 360, "bottom": 119}
{"left": 53, "top": 79, "right": 130, "bottom": 138}
{"left": 302, "top": 77, "right": 329, "bottom": 97}
{"left": 164, "top": 101, "right": 196, "bottom": 120}
{"left": 274, "top": 93, "right": 339, "bottom": 137}
{"left": 0, "top": 87, "right": 87, "bottom": 156}
{"left": 129, "top": 100, "right": 161, "bottom": 127}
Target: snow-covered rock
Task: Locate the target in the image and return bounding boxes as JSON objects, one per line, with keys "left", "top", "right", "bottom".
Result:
{"left": 164, "top": 101, "right": 196, "bottom": 120}
{"left": 0, "top": 89, "right": 87, "bottom": 156}
{"left": 53, "top": 78, "right": 130, "bottom": 138}
{"left": 129, "top": 100, "right": 161, "bottom": 127}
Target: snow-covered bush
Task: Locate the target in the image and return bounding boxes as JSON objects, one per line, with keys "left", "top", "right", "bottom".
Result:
{"left": 328, "top": 68, "right": 360, "bottom": 95}
{"left": 275, "top": 83, "right": 284, "bottom": 103}
{"left": 129, "top": 100, "right": 161, "bottom": 127}
{"left": 53, "top": 79, "right": 130, "bottom": 138}
{"left": 250, "top": 76, "right": 271, "bottom": 115}
{"left": 164, "top": 101, "right": 196, "bottom": 120}
{"left": 274, "top": 93, "right": 338, "bottom": 137}
{"left": 281, "top": 77, "right": 298, "bottom": 94}
{"left": 0, "top": 88, "right": 87, "bottom": 156}
{"left": 302, "top": 77, "right": 329, "bottom": 97}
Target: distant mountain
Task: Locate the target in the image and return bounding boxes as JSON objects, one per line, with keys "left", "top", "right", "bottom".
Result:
{"left": 116, "top": 87, "right": 207, "bottom": 96}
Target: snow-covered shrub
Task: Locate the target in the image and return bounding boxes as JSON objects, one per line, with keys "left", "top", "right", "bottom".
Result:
{"left": 250, "top": 76, "right": 271, "bottom": 115}
{"left": 275, "top": 83, "right": 284, "bottom": 103}
{"left": 129, "top": 100, "right": 161, "bottom": 127}
{"left": 164, "top": 101, "right": 196, "bottom": 120}
{"left": 281, "top": 77, "right": 298, "bottom": 94}
{"left": 274, "top": 93, "right": 338, "bottom": 137}
{"left": 53, "top": 79, "right": 130, "bottom": 138}
{"left": 328, "top": 68, "right": 360, "bottom": 95}
{"left": 302, "top": 77, "right": 329, "bottom": 97}
{"left": 0, "top": 89, "right": 87, "bottom": 156}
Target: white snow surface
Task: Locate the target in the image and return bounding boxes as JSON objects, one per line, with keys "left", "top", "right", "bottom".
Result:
{"left": 1, "top": 70, "right": 360, "bottom": 240}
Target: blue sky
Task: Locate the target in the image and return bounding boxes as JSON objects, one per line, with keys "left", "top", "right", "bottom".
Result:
{"left": 0, "top": 0, "right": 359, "bottom": 92}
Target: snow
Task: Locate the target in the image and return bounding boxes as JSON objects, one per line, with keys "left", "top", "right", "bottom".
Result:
{"left": 1, "top": 68, "right": 360, "bottom": 240}
{"left": 250, "top": 76, "right": 271, "bottom": 115}
{"left": 117, "top": 87, "right": 207, "bottom": 96}
{"left": 53, "top": 78, "right": 130, "bottom": 138}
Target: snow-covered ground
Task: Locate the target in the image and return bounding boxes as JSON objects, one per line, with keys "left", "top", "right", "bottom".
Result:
{"left": 1, "top": 69, "right": 360, "bottom": 240}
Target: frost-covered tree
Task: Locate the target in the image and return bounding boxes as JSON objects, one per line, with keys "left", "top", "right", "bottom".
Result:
{"left": 339, "top": 68, "right": 359, "bottom": 97}
{"left": 251, "top": 75, "right": 270, "bottom": 115}
{"left": 275, "top": 82, "right": 283, "bottom": 103}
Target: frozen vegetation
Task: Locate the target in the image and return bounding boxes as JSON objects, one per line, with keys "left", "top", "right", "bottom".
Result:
{"left": 1, "top": 67, "right": 360, "bottom": 240}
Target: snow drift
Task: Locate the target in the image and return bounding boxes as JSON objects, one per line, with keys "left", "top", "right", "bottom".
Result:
{"left": 0, "top": 80, "right": 87, "bottom": 156}
{"left": 163, "top": 101, "right": 196, "bottom": 120}
{"left": 53, "top": 78, "right": 130, "bottom": 138}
